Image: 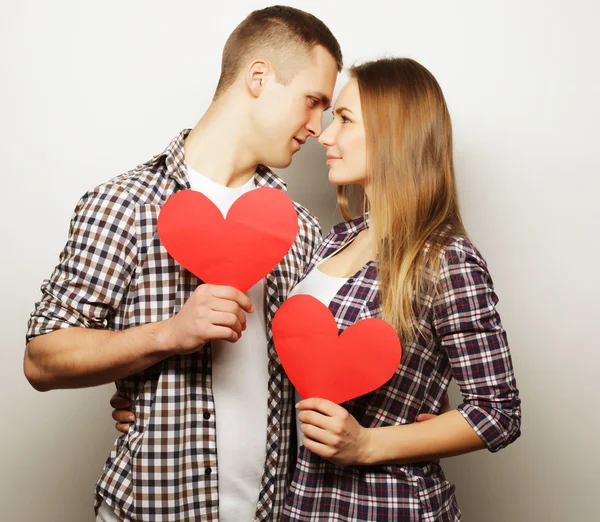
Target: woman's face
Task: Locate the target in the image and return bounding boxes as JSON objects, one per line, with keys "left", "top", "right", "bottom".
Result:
{"left": 318, "top": 78, "right": 367, "bottom": 186}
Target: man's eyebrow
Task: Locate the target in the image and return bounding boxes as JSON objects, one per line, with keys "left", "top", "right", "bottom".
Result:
{"left": 311, "top": 91, "right": 331, "bottom": 109}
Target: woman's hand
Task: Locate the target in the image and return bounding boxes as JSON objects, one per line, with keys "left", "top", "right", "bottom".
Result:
{"left": 110, "top": 391, "right": 135, "bottom": 434}
{"left": 296, "top": 398, "right": 371, "bottom": 467}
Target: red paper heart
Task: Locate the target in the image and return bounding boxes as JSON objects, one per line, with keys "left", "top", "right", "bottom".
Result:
{"left": 157, "top": 188, "right": 298, "bottom": 293}
{"left": 272, "top": 294, "right": 402, "bottom": 404}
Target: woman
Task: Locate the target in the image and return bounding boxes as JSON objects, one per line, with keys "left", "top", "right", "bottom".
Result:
{"left": 113, "top": 58, "right": 521, "bottom": 520}
{"left": 282, "top": 57, "right": 520, "bottom": 521}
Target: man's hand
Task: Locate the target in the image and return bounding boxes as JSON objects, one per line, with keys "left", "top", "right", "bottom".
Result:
{"left": 416, "top": 393, "right": 452, "bottom": 422}
{"left": 161, "top": 284, "right": 255, "bottom": 355}
{"left": 111, "top": 392, "right": 135, "bottom": 434}
{"left": 296, "top": 398, "right": 370, "bottom": 467}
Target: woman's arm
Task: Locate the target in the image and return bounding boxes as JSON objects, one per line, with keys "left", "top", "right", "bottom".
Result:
{"left": 432, "top": 239, "right": 521, "bottom": 453}
{"left": 297, "top": 399, "right": 484, "bottom": 466}
{"left": 365, "top": 409, "right": 485, "bottom": 465}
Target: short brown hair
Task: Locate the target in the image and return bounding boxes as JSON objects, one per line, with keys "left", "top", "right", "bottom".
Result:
{"left": 214, "top": 5, "right": 343, "bottom": 99}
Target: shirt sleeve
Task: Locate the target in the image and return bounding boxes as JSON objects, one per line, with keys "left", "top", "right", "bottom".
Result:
{"left": 26, "top": 185, "right": 138, "bottom": 343}
{"left": 433, "top": 238, "right": 521, "bottom": 453}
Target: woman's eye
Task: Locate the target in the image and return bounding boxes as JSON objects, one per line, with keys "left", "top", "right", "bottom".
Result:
{"left": 341, "top": 115, "right": 351, "bottom": 124}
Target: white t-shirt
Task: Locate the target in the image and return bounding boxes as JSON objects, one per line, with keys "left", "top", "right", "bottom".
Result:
{"left": 98, "top": 167, "right": 269, "bottom": 522}
{"left": 287, "top": 248, "right": 350, "bottom": 449}
{"left": 187, "top": 164, "right": 269, "bottom": 522}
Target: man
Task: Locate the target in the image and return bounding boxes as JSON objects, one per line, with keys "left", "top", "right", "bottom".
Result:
{"left": 24, "top": 6, "right": 342, "bottom": 521}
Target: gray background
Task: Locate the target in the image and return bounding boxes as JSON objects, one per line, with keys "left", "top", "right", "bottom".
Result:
{"left": 1, "top": 1, "right": 597, "bottom": 520}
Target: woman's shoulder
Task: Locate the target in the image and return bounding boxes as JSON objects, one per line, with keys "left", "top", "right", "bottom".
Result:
{"left": 437, "top": 236, "right": 487, "bottom": 268}
{"left": 428, "top": 235, "right": 496, "bottom": 297}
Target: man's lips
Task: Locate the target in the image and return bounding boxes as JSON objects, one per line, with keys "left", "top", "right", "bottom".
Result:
{"left": 292, "top": 137, "right": 305, "bottom": 152}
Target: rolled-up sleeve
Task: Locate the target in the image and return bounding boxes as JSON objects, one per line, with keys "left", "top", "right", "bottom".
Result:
{"left": 26, "top": 186, "right": 138, "bottom": 343}
{"left": 433, "top": 238, "right": 521, "bottom": 452}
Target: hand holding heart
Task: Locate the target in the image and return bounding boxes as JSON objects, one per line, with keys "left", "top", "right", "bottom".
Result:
{"left": 160, "top": 284, "right": 254, "bottom": 354}
{"left": 156, "top": 187, "right": 298, "bottom": 352}
{"left": 273, "top": 295, "right": 401, "bottom": 466}
{"left": 297, "top": 397, "right": 370, "bottom": 467}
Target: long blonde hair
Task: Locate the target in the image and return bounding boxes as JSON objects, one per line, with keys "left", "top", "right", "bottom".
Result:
{"left": 338, "top": 58, "right": 466, "bottom": 343}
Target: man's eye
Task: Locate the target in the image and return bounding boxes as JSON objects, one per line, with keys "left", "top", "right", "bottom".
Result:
{"left": 308, "top": 97, "right": 319, "bottom": 108}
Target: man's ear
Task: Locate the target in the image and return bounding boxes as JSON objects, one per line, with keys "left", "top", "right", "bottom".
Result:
{"left": 246, "top": 59, "right": 271, "bottom": 98}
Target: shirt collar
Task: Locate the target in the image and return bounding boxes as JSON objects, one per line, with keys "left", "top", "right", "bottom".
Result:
{"left": 151, "top": 129, "right": 288, "bottom": 193}
{"left": 332, "top": 211, "right": 370, "bottom": 240}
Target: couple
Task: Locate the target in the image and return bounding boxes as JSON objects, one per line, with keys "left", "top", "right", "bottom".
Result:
{"left": 24, "top": 5, "right": 521, "bottom": 522}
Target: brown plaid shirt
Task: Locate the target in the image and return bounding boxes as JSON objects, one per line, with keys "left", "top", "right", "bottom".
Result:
{"left": 26, "top": 130, "right": 322, "bottom": 522}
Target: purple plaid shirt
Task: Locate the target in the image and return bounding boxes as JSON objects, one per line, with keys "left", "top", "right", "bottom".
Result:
{"left": 281, "top": 213, "right": 521, "bottom": 521}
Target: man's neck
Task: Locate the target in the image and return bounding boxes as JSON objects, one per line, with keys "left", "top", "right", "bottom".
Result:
{"left": 184, "top": 97, "right": 259, "bottom": 188}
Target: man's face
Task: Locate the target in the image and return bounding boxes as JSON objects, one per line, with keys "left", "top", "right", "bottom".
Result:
{"left": 251, "top": 45, "right": 338, "bottom": 168}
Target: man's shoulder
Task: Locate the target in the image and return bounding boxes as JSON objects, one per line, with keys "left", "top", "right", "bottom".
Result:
{"left": 78, "top": 157, "right": 170, "bottom": 214}
{"left": 292, "top": 200, "right": 320, "bottom": 235}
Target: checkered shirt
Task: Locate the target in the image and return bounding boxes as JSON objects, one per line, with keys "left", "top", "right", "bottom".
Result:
{"left": 26, "top": 130, "right": 323, "bottom": 522}
{"left": 280, "top": 213, "right": 521, "bottom": 521}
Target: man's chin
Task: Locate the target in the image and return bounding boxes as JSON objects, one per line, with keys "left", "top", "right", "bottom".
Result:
{"left": 265, "top": 155, "right": 293, "bottom": 169}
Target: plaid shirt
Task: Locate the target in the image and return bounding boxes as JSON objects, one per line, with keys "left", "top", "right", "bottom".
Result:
{"left": 26, "top": 130, "right": 322, "bottom": 522}
{"left": 281, "top": 214, "right": 521, "bottom": 522}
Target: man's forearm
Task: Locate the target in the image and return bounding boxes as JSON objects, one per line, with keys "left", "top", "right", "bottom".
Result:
{"left": 24, "top": 322, "right": 175, "bottom": 391}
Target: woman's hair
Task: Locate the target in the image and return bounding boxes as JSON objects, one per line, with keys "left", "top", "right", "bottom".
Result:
{"left": 338, "top": 57, "right": 466, "bottom": 343}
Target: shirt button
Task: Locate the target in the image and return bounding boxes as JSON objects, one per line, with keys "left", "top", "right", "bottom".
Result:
{"left": 203, "top": 412, "right": 211, "bottom": 420}
{"left": 205, "top": 467, "right": 212, "bottom": 475}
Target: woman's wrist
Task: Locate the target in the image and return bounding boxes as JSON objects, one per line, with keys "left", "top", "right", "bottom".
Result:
{"left": 356, "top": 426, "right": 377, "bottom": 465}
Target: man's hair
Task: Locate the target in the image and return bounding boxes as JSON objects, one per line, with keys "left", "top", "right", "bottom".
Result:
{"left": 214, "top": 5, "right": 343, "bottom": 99}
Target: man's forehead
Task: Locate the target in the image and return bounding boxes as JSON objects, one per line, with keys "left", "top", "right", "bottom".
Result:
{"left": 299, "top": 47, "right": 338, "bottom": 96}
{"left": 296, "top": 71, "right": 336, "bottom": 105}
